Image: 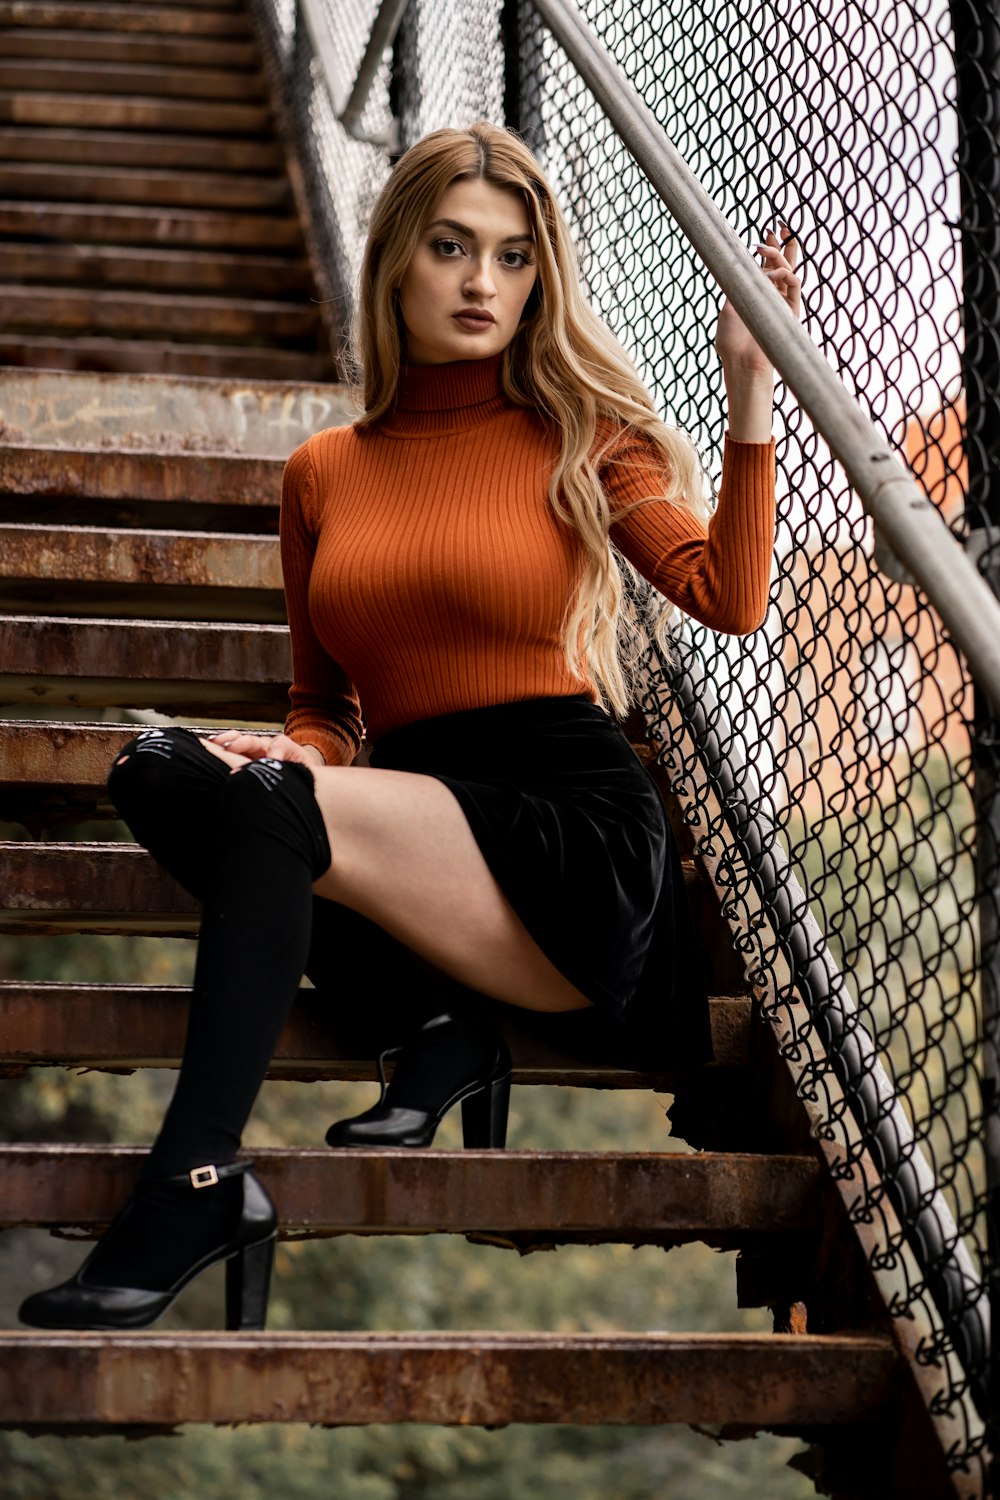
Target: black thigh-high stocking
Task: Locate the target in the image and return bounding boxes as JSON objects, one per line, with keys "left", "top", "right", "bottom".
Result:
{"left": 146, "top": 755, "right": 331, "bottom": 1176}
{"left": 108, "top": 727, "right": 446, "bottom": 1059}
{"left": 88, "top": 752, "right": 330, "bottom": 1292}
{"left": 108, "top": 726, "right": 231, "bottom": 901}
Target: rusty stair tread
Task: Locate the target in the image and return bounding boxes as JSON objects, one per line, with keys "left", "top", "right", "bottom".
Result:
{"left": 0, "top": 60, "right": 268, "bottom": 103}
{"left": 0, "top": 522, "right": 284, "bottom": 619}
{"left": 0, "top": 1144, "right": 819, "bottom": 1239}
{"left": 0, "top": 336, "right": 334, "bottom": 380}
{"left": 0, "top": 164, "right": 293, "bottom": 212}
{"left": 0, "top": 447, "right": 285, "bottom": 508}
{"left": 0, "top": 3, "right": 255, "bottom": 37}
{"left": 0, "top": 285, "right": 321, "bottom": 342}
{"left": 0, "top": 614, "right": 290, "bottom": 716}
{"left": 0, "top": 983, "right": 752, "bottom": 1078}
{"left": 0, "top": 1330, "right": 899, "bottom": 1428}
{"left": 2, "top": 27, "right": 260, "bottom": 68}
{"left": 0, "top": 243, "right": 314, "bottom": 296}
{"left": 0, "top": 89, "right": 271, "bottom": 134}
{"left": 0, "top": 841, "right": 701, "bottom": 936}
{"left": 0, "top": 369, "right": 350, "bottom": 459}
{"left": 0, "top": 200, "right": 303, "bottom": 249}
{"left": 0, "top": 126, "right": 283, "bottom": 171}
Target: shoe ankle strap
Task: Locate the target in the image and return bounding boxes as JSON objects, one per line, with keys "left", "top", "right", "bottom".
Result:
{"left": 162, "top": 1161, "right": 253, "bottom": 1190}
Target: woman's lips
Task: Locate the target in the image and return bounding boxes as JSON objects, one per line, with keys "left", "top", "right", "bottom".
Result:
{"left": 452, "top": 312, "right": 495, "bottom": 330}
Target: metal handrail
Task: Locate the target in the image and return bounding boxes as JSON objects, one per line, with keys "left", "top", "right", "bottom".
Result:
{"left": 297, "top": 0, "right": 404, "bottom": 148}
{"left": 531, "top": 0, "right": 1000, "bottom": 720}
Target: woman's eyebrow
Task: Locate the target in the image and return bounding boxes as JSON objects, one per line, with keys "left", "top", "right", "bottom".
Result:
{"left": 426, "top": 218, "right": 533, "bottom": 244}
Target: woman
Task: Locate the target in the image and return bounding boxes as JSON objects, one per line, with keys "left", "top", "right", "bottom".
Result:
{"left": 19, "top": 122, "right": 798, "bottom": 1332}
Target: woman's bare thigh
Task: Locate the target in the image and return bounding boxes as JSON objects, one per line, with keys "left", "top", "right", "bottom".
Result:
{"left": 306, "top": 764, "right": 591, "bottom": 1013}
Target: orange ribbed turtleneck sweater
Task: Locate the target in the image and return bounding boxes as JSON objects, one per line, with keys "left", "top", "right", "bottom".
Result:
{"left": 280, "top": 355, "right": 775, "bottom": 765}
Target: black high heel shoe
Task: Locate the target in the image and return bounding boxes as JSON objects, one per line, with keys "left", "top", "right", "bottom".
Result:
{"left": 18, "top": 1160, "right": 277, "bottom": 1332}
{"left": 325, "top": 1011, "right": 512, "bottom": 1149}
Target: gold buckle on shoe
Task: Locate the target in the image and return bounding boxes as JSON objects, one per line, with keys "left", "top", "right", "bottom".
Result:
{"left": 190, "top": 1164, "right": 220, "bottom": 1188}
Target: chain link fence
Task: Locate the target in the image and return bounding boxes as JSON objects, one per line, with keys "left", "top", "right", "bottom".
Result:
{"left": 253, "top": 0, "right": 994, "bottom": 1485}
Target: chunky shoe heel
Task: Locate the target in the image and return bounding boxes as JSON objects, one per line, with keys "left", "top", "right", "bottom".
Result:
{"left": 226, "top": 1232, "right": 277, "bottom": 1331}
{"left": 461, "top": 1068, "right": 512, "bottom": 1148}
{"left": 325, "top": 1011, "right": 513, "bottom": 1150}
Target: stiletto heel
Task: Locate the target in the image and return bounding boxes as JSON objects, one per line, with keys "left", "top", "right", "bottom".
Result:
{"left": 461, "top": 1067, "right": 512, "bottom": 1148}
{"left": 326, "top": 1011, "right": 512, "bottom": 1150}
{"left": 226, "top": 1232, "right": 277, "bottom": 1331}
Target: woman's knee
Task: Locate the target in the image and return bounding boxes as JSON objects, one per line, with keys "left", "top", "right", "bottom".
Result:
{"left": 216, "top": 758, "right": 331, "bottom": 878}
{"left": 107, "top": 727, "right": 226, "bottom": 805}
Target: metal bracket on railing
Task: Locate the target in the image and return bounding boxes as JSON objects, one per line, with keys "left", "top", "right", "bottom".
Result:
{"left": 876, "top": 523, "right": 1000, "bottom": 593}
{"left": 297, "top": 0, "right": 406, "bottom": 150}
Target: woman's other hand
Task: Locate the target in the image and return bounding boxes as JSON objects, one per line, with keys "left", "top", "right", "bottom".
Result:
{"left": 716, "top": 224, "right": 800, "bottom": 441}
{"left": 204, "top": 731, "right": 325, "bottom": 769}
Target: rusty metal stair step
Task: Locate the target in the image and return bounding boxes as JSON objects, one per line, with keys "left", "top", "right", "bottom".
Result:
{"left": 0, "top": 286, "right": 321, "bottom": 344}
{"left": 0, "top": 1144, "right": 818, "bottom": 1240}
{"left": 0, "top": 89, "right": 271, "bottom": 134}
{"left": 0, "top": 126, "right": 282, "bottom": 172}
{"left": 0, "top": 3, "right": 254, "bottom": 37}
{"left": 0, "top": 244, "right": 313, "bottom": 297}
{"left": 2, "top": 27, "right": 260, "bottom": 69}
{"left": 0, "top": 1330, "right": 899, "bottom": 1428}
{"left": 0, "top": 369, "right": 350, "bottom": 457}
{"left": 0, "top": 60, "right": 268, "bottom": 103}
{"left": 0, "top": 336, "right": 334, "bottom": 380}
{"left": 0, "top": 842, "right": 703, "bottom": 935}
{"left": 0, "top": 201, "right": 302, "bottom": 249}
{"left": 0, "top": 447, "right": 283, "bottom": 518}
{"left": 0, "top": 164, "right": 292, "bottom": 212}
{"left": 0, "top": 615, "right": 291, "bottom": 717}
{"left": 0, "top": 523, "right": 284, "bottom": 620}
{"left": 0, "top": 984, "right": 752, "bottom": 1080}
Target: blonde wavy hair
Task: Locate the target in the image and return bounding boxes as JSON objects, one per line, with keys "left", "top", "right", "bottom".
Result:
{"left": 349, "top": 121, "right": 707, "bottom": 715}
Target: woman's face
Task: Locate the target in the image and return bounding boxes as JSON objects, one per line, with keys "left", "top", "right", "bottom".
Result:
{"left": 397, "top": 178, "right": 538, "bottom": 365}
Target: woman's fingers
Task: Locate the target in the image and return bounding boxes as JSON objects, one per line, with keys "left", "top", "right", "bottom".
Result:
{"left": 206, "top": 730, "right": 275, "bottom": 759}
{"left": 754, "top": 227, "right": 801, "bottom": 314}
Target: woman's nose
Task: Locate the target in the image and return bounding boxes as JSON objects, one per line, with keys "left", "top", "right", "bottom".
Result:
{"left": 464, "top": 258, "right": 496, "bottom": 297}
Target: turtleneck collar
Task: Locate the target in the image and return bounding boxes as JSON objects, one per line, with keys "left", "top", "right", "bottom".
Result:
{"left": 376, "top": 353, "right": 508, "bottom": 437}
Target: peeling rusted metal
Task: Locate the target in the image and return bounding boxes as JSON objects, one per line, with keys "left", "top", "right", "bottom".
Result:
{"left": 0, "top": 524, "right": 281, "bottom": 592}
{"left": 0, "top": 1331, "right": 898, "bottom": 1428}
{"left": 0, "top": 446, "right": 282, "bottom": 504}
{"left": 1, "top": 286, "right": 319, "bottom": 342}
{"left": 0, "top": 720, "right": 145, "bottom": 790}
{"left": 0, "top": 92, "right": 271, "bottom": 135}
{"left": 0, "top": 842, "right": 199, "bottom": 933}
{"left": 0, "top": 983, "right": 751, "bottom": 1081}
{"left": 0, "top": 3, "right": 255, "bottom": 39}
{"left": 0, "top": 615, "right": 290, "bottom": 716}
{"left": 0, "top": 1144, "right": 821, "bottom": 1241}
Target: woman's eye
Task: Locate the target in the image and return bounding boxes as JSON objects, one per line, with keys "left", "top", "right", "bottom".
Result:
{"left": 501, "top": 250, "right": 533, "bottom": 268}
{"left": 432, "top": 238, "right": 464, "bottom": 257}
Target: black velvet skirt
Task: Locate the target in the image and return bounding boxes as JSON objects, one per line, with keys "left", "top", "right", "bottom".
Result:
{"left": 366, "top": 695, "right": 710, "bottom": 1067}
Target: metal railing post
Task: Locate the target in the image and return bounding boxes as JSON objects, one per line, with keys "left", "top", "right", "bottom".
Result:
{"left": 949, "top": 0, "right": 1000, "bottom": 1469}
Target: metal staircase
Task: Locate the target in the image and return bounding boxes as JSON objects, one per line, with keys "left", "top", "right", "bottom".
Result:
{"left": 0, "top": 0, "right": 993, "bottom": 1495}
{"left": 0, "top": 0, "right": 334, "bottom": 379}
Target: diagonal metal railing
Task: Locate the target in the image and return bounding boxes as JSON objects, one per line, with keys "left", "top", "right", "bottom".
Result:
{"left": 251, "top": 0, "right": 997, "bottom": 1487}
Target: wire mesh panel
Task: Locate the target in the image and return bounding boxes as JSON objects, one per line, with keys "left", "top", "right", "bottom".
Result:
{"left": 515, "top": 0, "right": 992, "bottom": 1482}
{"left": 255, "top": 0, "right": 994, "bottom": 1485}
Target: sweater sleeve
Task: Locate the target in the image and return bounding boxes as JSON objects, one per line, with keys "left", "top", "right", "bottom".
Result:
{"left": 280, "top": 438, "right": 364, "bottom": 766}
{"left": 604, "top": 429, "right": 776, "bottom": 634}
